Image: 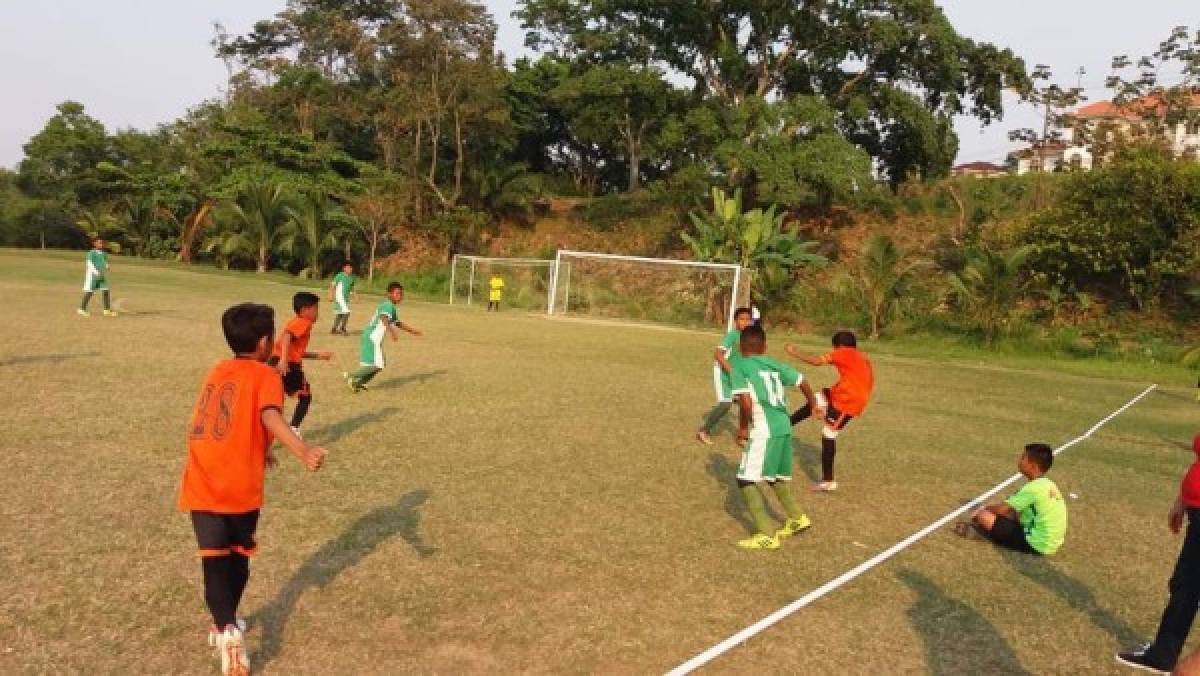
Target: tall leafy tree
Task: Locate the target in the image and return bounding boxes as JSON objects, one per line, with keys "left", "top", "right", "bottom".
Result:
{"left": 17, "top": 101, "right": 111, "bottom": 204}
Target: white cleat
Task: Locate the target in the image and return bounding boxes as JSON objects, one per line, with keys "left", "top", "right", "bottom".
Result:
{"left": 218, "top": 625, "right": 250, "bottom": 676}
{"left": 809, "top": 480, "right": 839, "bottom": 493}
{"left": 290, "top": 425, "right": 303, "bottom": 440}
{"left": 208, "top": 618, "right": 247, "bottom": 649}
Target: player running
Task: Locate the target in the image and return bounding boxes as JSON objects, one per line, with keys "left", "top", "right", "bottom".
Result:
{"left": 268, "top": 292, "right": 333, "bottom": 438}
{"left": 696, "top": 307, "right": 754, "bottom": 445}
{"left": 345, "top": 282, "right": 422, "bottom": 392}
{"left": 329, "top": 263, "right": 357, "bottom": 335}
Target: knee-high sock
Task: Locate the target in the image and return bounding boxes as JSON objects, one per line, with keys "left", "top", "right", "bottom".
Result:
{"left": 770, "top": 481, "right": 804, "bottom": 520}
{"left": 350, "top": 365, "right": 380, "bottom": 386}
{"left": 201, "top": 556, "right": 237, "bottom": 628}
{"left": 229, "top": 553, "right": 250, "bottom": 612}
{"left": 821, "top": 438, "right": 837, "bottom": 482}
{"left": 101, "top": 290, "right": 111, "bottom": 310}
{"left": 702, "top": 402, "right": 732, "bottom": 433}
{"left": 81, "top": 291, "right": 93, "bottom": 310}
{"left": 337, "top": 314, "right": 350, "bottom": 331}
{"left": 291, "top": 394, "right": 311, "bottom": 427}
{"left": 790, "top": 404, "right": 812, "bottom": 426}
{"left": 740, "top": 483, "right": 774, "bottom": 535}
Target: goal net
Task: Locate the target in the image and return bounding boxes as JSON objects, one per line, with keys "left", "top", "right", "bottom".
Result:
{"left": 547, "top": 250, "right": 749, "bottom": 330}
{"left": 449, "top": 255, "right": 556, "bottom": 311}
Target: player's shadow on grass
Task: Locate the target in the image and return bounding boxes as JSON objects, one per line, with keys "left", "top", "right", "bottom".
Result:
{"left": 898, "top": 569, "right": 1031, "bottom": 676}
{"left": 791, "top": 439, "right": 822, "bottom": 483}
{"left": 704, "top": 453, "right": 783, "bottom": 533}
{"left": 251, "top": 489, "right": 435, "bottom": 668}
{"left": 0, "top": 351, "right": 100, "bottom": 367}
{"left": 999, "top": 550, "right": 1140, "bottom": 644}
{"left": 373, "top": 369, "right": 449, "bottom": 391}
{"left": 307, "top": 406, "right": 400, "bottom": 445}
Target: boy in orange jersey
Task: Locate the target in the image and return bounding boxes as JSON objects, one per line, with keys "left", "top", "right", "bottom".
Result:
{"left": 267, "top": 292, "right": 333, "bottom": 438}
{"left": 179, "top": 302, "right": 326, "bottom": 676}
{"left": 785, "top": 331, "right": 874, "bottom": 492}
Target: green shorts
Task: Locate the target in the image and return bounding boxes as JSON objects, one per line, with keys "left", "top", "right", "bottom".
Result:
{"left": 737, "top": 435, "right": 793, "bottom": 482}
{"left": 359, "top": 336, "right": 385, "bottom": 368}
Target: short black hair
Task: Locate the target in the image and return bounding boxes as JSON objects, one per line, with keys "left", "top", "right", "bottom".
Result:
{"left": 733, "top": 306, "right": 752, "bottom": 320}
{"left": 387, "top": 282, "right": 404, "bottom": 293}
{"left": 740, "top": 323, "right": 766, "bottom": 351}
{"left": 293, "top": 291, "right": 319, "bottom": 314}
{"left": 222, "top": 303, "right": 275, "bottom": 354}
{"left": 832, "top": 331, "right": 857, "bottom": 348}
{"left": 1024, "top": 443, "right": 1054, "bottom": 472}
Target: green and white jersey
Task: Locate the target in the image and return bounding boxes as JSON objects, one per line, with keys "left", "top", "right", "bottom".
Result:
{"left": 1005, "top": 476, "right": 1068, "bottom": 555}
{"left": 364, "top": 300, "right": 398, "bottom": 344}
{"left": 730, "top": 355, "right": 804, "bottom": 438}
{"left": 712, "top": 329, "right": 742, "bottom": 403}
{"left": 332, "top": 271, "right": 356, "bottom": 313}
{"left": 83, "top": 248, "right": 109, "bottom": 291}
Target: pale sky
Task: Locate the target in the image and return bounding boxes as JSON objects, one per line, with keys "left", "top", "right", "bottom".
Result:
{"left": 0, "top": 1, "right": 1194, "bottom": 169}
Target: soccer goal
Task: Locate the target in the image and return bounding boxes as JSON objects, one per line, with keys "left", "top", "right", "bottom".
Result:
{"left": 546, "top": 250, "right": 748, "bottom": 331}
{"left": 448, "top": 255, "right": 556, "bottom": 310}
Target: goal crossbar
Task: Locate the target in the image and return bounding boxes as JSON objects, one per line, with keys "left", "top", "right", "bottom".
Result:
{"left": 546, "top": 250, "right": 745, "bottom": 331}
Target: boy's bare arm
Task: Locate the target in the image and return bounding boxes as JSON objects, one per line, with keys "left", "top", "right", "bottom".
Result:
{"left": 274, "top": 334, "right": 291, "bottom": 375}
{"left": 397, "top": 321, "right": 423, "bottom": 337}
{"left": 986, "top": 503, "right": 1016, "bottom": 519}
{"left": 785, "top": 343, "right": 824, "bottom": 366}
{"left": 735, "top": 393, "right": 752, "bottom": 443}
{"left": 261, "top": 407, "right": 325, "bottom": 471}
{"left": 714, "top": 348, "right": 733, "bottom": 374}
{"left": 303, "top": 351, "right": 333, "bottom": 361}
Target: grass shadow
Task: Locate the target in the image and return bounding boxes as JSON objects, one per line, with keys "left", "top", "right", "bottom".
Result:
{"left": 999, "top": 550, "right": 1140, "bottom": 645}
{"left": 0, "top": 351, "right": 100, "bottom": 367}
{"left": 251, "top": 490, "right": 435, "bottom": 668}
{"left": 1158, "top": 435, "right": 1194, "bottom": 452}
{"left": 703, "top": 452, "right": 782, "bottom": 534}
{"left": 1154, "top": 388, "right": 1199, "bottom": 403}
{"left": 373, "top": 369, "right": 449, "bottom": 391}
{"left": 306, "top": 406, "right": 399, "bottom": 445}
{"left": 792, "top": 438, "right": 821, "bottom": 483}
{"left": 898, "top": 569, "right": 1031, "bottom": 676}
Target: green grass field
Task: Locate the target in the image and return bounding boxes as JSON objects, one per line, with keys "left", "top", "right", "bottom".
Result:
{"left": 1, "top": 248, "right": 1198, "bottom": 674}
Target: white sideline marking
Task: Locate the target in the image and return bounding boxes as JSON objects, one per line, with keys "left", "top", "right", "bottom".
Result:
{"left": 668, "top": 384, "right": 1159, "bottom": 675}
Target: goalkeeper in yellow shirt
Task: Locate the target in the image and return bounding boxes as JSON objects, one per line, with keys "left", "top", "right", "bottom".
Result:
{"left": 487, "top": 274, "right": 504, "bottom": 312}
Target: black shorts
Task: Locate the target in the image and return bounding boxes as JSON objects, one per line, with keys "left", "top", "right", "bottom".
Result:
{"left": 987, "top": 515, "right": 1038, "bottom": 555}
{"left": 191, "top": 510, "right": 260, "bottom": 558}
{"left": 267, "top": 357, "right": 310, "bottom": 397}
{"left": 821, "top": 388, "right": 854, "bottom": 431}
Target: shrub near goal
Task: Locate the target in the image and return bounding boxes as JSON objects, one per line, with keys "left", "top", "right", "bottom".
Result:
{"left": 546, "top": 250, "right": 748, "bottom": 331}
{"left": 449, "top": 255, "right": 556, "bottom": 311}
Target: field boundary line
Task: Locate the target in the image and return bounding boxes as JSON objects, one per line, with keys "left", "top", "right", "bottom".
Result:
{"left": 667, "top": 383, "right": 1159, "bottom": 675}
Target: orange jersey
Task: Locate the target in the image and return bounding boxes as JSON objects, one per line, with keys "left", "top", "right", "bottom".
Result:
{"left": 822, "top": 347, "right": 874, "bottom": 416}
{"left": 271, "top": 316, "right": 313, "bottom": 364}
{"left": 178, "top": 358, "right": 285, "bottom": 513}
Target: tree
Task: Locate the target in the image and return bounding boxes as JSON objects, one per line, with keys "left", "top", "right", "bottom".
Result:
{"left": 347, "top": 186, "right": 405, "bottom": 285}
{"left": 684, "top": 187, "right": 826, "bottom": 317}
{"left": 840, "top": 234, "right": 925, "bottom": 339}
{"left": 947, "top": 244, "right": 1034, "bottom": 341}
{"left": 282, "top": 192, "right": 350, "bottom": 278}
{"left": 17, "top": 101, "right": 111, "bottom": 204}
{"left": 209, "top": 182, "right": 293, "bottom": 272}
{"left": 520, "top": 0, "right": 1028, "bottom": 182}
{"left": 112, "top": 195, "right": 165, "bottom": 257}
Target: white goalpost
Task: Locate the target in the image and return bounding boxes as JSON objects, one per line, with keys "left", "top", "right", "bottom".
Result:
{"left": 449, "top": 255, "right": 556, "bottom": 309}
{"left": 546, "top": 250, "right": 747, "bottom": 331}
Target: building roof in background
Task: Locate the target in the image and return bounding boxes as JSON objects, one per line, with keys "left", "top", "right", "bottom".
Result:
{"left": 952, "top": 161, "right": 1008, "bottom": 172}
{"left": 1074, "top": 92, "right": 1200, "bottom": 120}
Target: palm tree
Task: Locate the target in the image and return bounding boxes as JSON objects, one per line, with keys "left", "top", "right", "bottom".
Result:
{"left": 840, "top": 234, "right": 925, "bottom": 339}
{"left": 114, "top": 195, "right": 161, "bottom": 257}
{"left": 208, "top": 182, "right": 292, "bottom": 273}
{"left": 947, "top": 244, "right": 1034, "bottom": 341}
{"left": 282, "top": 192, "right": 350, "bottom": 279}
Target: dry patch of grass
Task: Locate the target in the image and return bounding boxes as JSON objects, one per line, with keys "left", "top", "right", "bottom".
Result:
{"left": 0, "top": 249, "right": 1195, "bottom": 674}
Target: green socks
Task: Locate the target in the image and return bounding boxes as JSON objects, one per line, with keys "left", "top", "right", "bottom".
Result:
{"left": 740, "top": 485, "right": 774, "bottom": 536}
{"left": 770, "top": 481, "right": 804, "bottom": 521}
{"left": 350, "top": 365, "right": 380, "bottom": 386}
{"left": 702, "top": 402, "right": 732, "bottom": 433}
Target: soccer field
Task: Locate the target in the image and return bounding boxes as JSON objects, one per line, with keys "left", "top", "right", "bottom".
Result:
{"left": 1, "top": 248, "right": 1197, "bottom": 675}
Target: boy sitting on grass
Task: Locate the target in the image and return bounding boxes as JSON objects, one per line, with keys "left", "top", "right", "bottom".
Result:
{"left": 955, "top": 442, "right": 1068, "bottom": 556}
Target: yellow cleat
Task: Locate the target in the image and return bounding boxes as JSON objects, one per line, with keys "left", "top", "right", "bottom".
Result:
{"left": 775, "top": 515, "right": 812, "bottom": 539}
{"left": 736, "top": 533, "right": 780, "bottom": 550}
{"left": 102, "top": 309, "right": 118, "bottom": 317}
{"left": 76, "top": 309, "right": 90, "bottom": 317}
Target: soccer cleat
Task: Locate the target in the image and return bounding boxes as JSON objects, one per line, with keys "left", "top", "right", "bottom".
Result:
{"left": 344, "top": 372, "right": 358, "bottom": 393}
{"left": 208, "top": 618, "right": 247, "bottom": 649}
{"left": 809, "top": 481, "right": 838, "bottom": 493}
{"left": 1115, "top": 644, "right": 1169, "bottom": 674}
{"left": 695, "top": 430, "right": 714, "bottom": 446}
{"left": 290, "top": 425, "right": 303, "bottom": 439}
{"left": 76, "top": 309, "right": 90, "bottom": 317}
{"left": 219, "top": 625, "right": 250, "bottom": 676}
{"left": 736, "top": 533, "right": 780, "bottom": 550}
{"left": 102, "top": 309, "right": 118, "bottom": 317}
{"left": 775, "top": 515, "right": 812, "bottom": 538}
